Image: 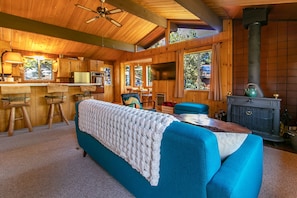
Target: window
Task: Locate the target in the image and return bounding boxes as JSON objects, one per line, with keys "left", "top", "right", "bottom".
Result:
{"left": 125, "top": 65, "right": 131, "bottom": 86}
{"left": 149, "top": 28, "right": 218, "bottom": 49}
{"left": 134, "top": 65, "right": 143, "bottom": 87}
{"left": 170, "top": 28, "right": 217, "bottom": 44}
{"left": 146, "top": 66, "right": 152, "bottom": 87}
{"left": 184, "top": 50, "right": 212, "bottom": 90}
{"left": 125, "top": 63, "right": 152, "bottom": 87}
{"left": 23, "top": 57, "right": 53, "bottom": 80}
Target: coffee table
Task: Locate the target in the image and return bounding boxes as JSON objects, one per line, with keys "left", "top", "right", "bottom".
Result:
{"left": 174, "top": 114, "right": 251, "bottom": 134}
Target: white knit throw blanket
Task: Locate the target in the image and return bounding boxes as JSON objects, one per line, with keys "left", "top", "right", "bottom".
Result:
{"left": 78, "top": 99, "right": 178, "bottom": 186}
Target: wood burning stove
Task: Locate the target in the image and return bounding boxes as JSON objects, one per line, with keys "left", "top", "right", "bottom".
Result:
{"left": 227, "top": 8, "right": 283, "bottom": 142}
{"left": 227, "top": 96, "right": 283, "bottom": 142}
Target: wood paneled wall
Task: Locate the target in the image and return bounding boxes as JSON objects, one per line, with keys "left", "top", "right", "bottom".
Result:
{"left": 233, "top": 20, "right": 297, "bottom": 123}
{"left": 115, "top": 20, "right": 233, "bottom": 118}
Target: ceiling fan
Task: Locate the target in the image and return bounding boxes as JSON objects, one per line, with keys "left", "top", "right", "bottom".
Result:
{"left": 75, "top": 0, "right": 124, "bottom": 27}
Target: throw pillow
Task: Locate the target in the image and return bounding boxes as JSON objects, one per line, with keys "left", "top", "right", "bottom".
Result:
{"left": 213, "top": 132, "right": 248, "bottom": 161}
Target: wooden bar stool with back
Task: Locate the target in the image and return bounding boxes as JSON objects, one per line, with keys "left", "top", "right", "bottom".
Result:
{"left": 45, "top": 84, "right": 69, "bottom": 129}
{"left": 0, "top": 86, "right": 33, "bottom": 136}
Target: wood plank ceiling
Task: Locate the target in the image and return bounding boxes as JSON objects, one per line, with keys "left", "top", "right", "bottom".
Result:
{"left": 0, "top": 0, "right": 297, "bottom": 61}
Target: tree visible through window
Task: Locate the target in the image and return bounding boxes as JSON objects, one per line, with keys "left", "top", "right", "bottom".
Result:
{"left": 184, "top": 50, "right": 212, "bottom": 90}
{"left": 134, "top": 65, "right": 143, "bottom": 86}
{"left": 23, "top": 57, "right": 53, "bottom": 80}
{"left": 125, "top": 63, "right": 152, "bottom": 87}
{"left": 150, "top": 28, "right": 218, "bottom": 49}
{"left": 125, "top": 65, "right": 131, "bottom": 86}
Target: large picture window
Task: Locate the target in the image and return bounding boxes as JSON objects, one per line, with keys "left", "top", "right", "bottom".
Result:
{"left": 23, "top": 57, "right": 53, "bottom": 80}
{"left": 184, "top": 50, "right": 212, "bottom": 90}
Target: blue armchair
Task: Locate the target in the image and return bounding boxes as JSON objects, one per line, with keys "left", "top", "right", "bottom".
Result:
{"left": 121, "top": 93, "right": 156, "bottom": 111}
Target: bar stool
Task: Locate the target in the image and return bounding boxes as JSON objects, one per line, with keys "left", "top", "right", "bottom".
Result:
{"left": 0, "top": 86, "right": 33, "bottom": 136}
{"left": 45, "top": 84, "right": 69, "bottom": 129}
{"left": 74, "top": 85, "right": 96, "bottom": 101}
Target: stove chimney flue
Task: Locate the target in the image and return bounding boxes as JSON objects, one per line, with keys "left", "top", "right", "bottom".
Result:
{"left": 242, "top": 7, "right": 269, "bottom": 97}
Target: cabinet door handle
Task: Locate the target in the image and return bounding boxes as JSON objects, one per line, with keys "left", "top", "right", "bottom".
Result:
{"left": 246, "top": 111, "right": 252, "bottom": 116}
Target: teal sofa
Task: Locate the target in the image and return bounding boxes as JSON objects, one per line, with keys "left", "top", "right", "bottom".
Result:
{"left": 75, "top": 101, "right": 263, "bottom": 198}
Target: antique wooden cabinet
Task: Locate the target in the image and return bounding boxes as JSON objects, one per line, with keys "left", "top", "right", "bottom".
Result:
{"left": 227, "top": 96, "right": 283, "bottom": 142}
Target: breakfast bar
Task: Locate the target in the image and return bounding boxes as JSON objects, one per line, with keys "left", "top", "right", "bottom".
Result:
{"left": 0, "top": 83, "right": 103, "bottom": 133}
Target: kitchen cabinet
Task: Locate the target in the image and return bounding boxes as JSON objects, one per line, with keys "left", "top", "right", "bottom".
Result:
{"left": 88, "top": 60, "right": 104, "bottom": 71}
{"left": 57, "top": 59, "right": 71, "bottom": 77}
{"left": 70, "top": 60, "right": 87, "bottom": 72}
{"left": 57, "top": 58, "right": 87, "bottom": 77}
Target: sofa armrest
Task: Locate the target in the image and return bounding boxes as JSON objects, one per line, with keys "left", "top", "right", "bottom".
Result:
{"left": 207, "top": 134, "right": 263, "bottom": 198}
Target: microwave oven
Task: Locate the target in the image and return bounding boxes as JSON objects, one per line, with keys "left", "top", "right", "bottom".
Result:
{"left": 90, "top": 72, "right": 104, "bottom": 86}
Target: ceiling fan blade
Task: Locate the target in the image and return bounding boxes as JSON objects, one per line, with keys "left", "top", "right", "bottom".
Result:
{"left": 86, "top": 16, "right": 100, "bottom": 24}
{"left": 106, "top": 8, "right": 123, "bottom": 15}
{"left": 75, "top": 4, "right": 98, "bottom": 14}
{"left": 105, "top": 16, "right": 122, "bottom": 27}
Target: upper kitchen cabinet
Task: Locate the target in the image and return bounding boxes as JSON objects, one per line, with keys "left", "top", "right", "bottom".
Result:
{"left": 57, "top": 58, "right": 87, "bottom": 77}
{"left": 88, "top": 60, "right": 104, "bottom": 72}
{"left": 57, "top": 59, "right": 70, "bottom": 77}
{"left": 70, "top": 59, "right": 87, "bottom": 72}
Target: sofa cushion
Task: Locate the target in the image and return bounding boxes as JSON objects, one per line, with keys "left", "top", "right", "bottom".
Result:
{"left": 213, "top": 132, "right": 248, "bottom": 161}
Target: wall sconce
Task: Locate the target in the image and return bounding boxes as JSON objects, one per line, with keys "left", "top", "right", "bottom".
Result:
{"left": 1, "top": 51, "right": 23, "bottom": 81}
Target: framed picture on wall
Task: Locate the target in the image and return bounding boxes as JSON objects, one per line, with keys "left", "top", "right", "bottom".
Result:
{"left": 104, "top": 67, "right": 112, "bottom": 85}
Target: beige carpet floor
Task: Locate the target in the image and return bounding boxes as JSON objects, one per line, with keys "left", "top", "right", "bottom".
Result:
{"left": 0, "top": 122, "right": 297, "bottom": 198}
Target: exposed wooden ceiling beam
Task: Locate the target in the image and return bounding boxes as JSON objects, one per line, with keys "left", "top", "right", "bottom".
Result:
{"left": 107, "top": 0, "right": 167, "bottom": 28}
{"left": 170, "top": 20, "right": 214, "bottom": 30}
{"left": 0, "top": 12, "right": 142, "bottom": 52}
{"left": 174, "top": 0, "right": 222, "bottom": 32}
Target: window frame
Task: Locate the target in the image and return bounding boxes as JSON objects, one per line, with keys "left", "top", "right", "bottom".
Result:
{"left": 124, "top": 62, "right": 152, "bottom": 88}
{"left": 183, "top": 48, "right": 212, "bottom": 91}
{"left": 23, "top": 56, "right": 55, "bottom": 82}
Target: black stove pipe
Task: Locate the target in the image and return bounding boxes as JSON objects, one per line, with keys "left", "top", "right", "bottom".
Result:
{"left": 248, "top": 22, "right": 261, "bottom": 86}
{"left": 243, "top": 8, "right": 269, "bottom": 97}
